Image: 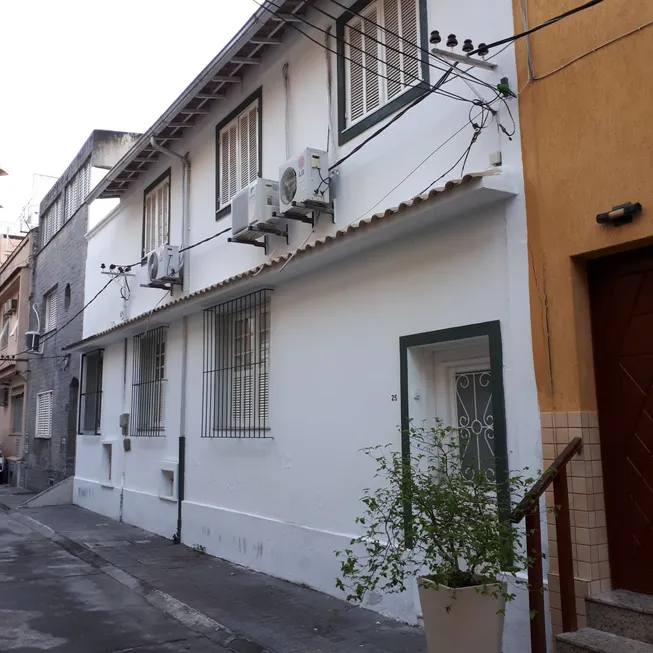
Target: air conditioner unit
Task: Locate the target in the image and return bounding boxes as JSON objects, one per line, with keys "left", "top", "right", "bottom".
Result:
{"left": 278, "top": 148, "right": 329, "bottom": 214}
{"left": 146, "top": 244, "right": 182, "bottom": 286}
{"left": 231, "top": 178, "right": 280, "bottom": 241}
{"left": 3, "top": 299, "right": 17, "bottom": 316}
{"left": 25, "top": 331, "right": 40, "bottom": 353}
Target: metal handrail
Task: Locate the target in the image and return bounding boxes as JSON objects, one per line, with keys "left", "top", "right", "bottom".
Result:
{"left": 511, "top": 437, "right": 583, "bottom": 653}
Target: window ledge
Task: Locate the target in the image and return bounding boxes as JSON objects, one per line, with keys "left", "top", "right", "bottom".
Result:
{"left": 100, "top": 482, "right": 115, "bottom": 490}
{"left": 34, "top": 435, "right": 52, "bottom": 440}
{"left": 158, "top": 494, "right": 177, "bottom": 503}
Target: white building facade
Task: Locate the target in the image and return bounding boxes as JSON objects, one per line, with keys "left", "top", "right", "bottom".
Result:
{"left": 70, "top": 0, "right": 541, "bottom": 648}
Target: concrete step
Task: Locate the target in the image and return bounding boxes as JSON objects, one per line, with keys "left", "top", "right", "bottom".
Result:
{"left": 557, "top": 628, "right": 653, "bottom": 653}
{"left": 587, "top": 590, "right": 653, "bottom": 644}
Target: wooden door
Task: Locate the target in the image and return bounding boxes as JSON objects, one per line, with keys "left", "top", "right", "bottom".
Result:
{"left": 589, "top": 246, "right": 653, "bottom": 595}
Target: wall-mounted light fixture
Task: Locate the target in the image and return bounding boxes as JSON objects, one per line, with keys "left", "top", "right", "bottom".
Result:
{"left": 596, "top": 202, "right": 642, "bottom": 227}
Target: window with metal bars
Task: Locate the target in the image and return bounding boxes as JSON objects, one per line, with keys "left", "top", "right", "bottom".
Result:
{"left": 142, "top": 170, "right": 171, "bottom": 258}
{"left": 130, "top": 327, "right": 167, "bottom": 436}
{"left": 79, "top": 349, "right": 103, "bottom": 435}
{"left": 44, "top": 288, "right": 58, "bottom": 333}
{"left": 35, "top": 390, "right": 53, "bottom": 439}
{"left": 215, "top": 89, "right": 262, "bottom": 219}
{"left": 202, "top": 290, "right": 271, "bottom": 438}
{"left": 64, "top": 158, "right": 91, "bottom": 221}
{"left": 336, "top": 0, "right": 428, "bottom": 144}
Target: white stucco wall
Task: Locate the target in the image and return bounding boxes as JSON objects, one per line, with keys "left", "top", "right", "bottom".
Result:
{"left": 75, "top": 0, "right": 541, "bottom": 649}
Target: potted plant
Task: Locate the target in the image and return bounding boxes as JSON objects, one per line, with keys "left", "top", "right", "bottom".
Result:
{"left": 335, "top": 421, "right": 534, "bottom": 653}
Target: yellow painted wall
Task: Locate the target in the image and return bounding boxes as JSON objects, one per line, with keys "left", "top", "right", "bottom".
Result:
{"left": 513, "top": 0, "right": 653, "bottom": 412}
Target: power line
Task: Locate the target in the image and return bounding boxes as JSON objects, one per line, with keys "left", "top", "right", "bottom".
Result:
{"left": 468, "top": 0, "right": 605, "bottom": 56}
{"left": 110, "top": 227, "right": 232, "bottom": 272}
{"left": 321, "top": 0, "right": 500, "bottom": 94}
{"left": 265, "top": 0, "right": 500, "bottom": 97}
{"left": 328, "top": 64, "right": 459, "bottom": 172}
{"left": 254, "top": 0, "right": 475, "bottom": 106}
{"left": 39, "top": 277, "right": 114, "bottom": 347}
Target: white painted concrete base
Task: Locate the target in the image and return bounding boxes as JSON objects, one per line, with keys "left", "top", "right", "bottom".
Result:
{"left": 22, "top": 476, "right": 73, "bottom": 508}
{"left": 73, "top": 477, "right": 177, "bottom": 540}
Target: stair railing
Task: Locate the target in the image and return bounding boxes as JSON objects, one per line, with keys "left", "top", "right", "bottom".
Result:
{"left": 510, "top": 437, "right": 584, "bottom": 653}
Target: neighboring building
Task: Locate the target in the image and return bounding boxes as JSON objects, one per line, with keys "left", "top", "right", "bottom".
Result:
{"left": 23, "top": 130, "right": 140, "bottom": 492}
{"left": 69, "top": 2, "right": 538, "bottom": 648}
{"left": 0, "top": 233, "right": 24, "bottom": 265}
{"left": 0, "top": 233, "right": 33, "bottom": 485}
{"left": 514, "top": 0, "right": 653, "bottom": 645}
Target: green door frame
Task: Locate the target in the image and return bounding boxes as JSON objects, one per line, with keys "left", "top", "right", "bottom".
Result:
{"left": 399, "top": 320, "right": 509, "bottom": 544}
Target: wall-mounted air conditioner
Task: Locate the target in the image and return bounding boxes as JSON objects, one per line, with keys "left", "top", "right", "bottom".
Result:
{"left": 146, "top": 245, "right": 182, "bottom": 286}
{"left": 231, "top": 178, "right": 280, "bottom": 241}
{"left": 278, "top": 148, "right": 329, "bottom": 214}
{"left": 25, "top": 331, "right": 40, "bottom": 353}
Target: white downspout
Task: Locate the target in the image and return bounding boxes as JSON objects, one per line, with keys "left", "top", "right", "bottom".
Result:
{"left": 149, "top": 137, "right": 191, "bottom": 293}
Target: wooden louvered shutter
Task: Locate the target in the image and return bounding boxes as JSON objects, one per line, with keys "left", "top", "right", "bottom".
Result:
{"left": 346, "top": 3, "right": 381, "bottom": 125}
{"left": 158, "top": 181, "right": 168, "bottom": 248}
{"left": 362, "top": 3, "right": 381, "bottom": 114}
{"left": 247, "top": 105, "right": 258, "bottom": 186}
{"left": 347, "top": 18, "right": 365, "bottom": 123}
{"left": 220, "top": 121, "right": 239, "bottom": 207}
{"left": 399, "top": 0, "right": 419, "bottom": 87}
{"left": 45, "top": 290, "right": 58, "bottom": 332}
{"left": 384, "top": 0, "right": 402, "bottom": 99}
{"left": 36, "top": 391, "right": 53, "bottom": 438}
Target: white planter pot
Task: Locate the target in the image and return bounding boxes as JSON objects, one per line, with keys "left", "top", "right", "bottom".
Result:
{"left": 418, "top": 577, "right": 506, "bottom": 653}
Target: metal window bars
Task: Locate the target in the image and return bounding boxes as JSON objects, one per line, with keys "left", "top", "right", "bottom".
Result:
{"left": 130, "top": 326, "right": 167, "bottom": 437}
{"left": 79, "top": 349, "right": 104, "bottom": 435}
{"left": 202, "top": 289, "right": 271, "bottom": 438}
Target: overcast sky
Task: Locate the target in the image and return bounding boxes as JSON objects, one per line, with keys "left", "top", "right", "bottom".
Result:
{"left": 0, "top": 0, "right": 257, "bottom": 229}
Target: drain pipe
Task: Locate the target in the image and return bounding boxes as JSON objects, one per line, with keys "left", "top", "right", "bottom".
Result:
{"left": 150, "top": 137, "right": 190, "bottom": 545}
{"left": 173, "top": 316, "right": 188, "bottom": 544}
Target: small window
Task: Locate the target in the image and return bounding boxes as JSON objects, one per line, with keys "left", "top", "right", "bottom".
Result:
{"left": 202, "top": 290, "right": 271, "bottom": 438}
{"left": 130, "top": 327, "right": 167, "bottom": 436}
{"left": 80, "top": 350, "right": 103, "bottom": 435}
{"left": 0, "top": 388, "right": 8, "bottom": 407}
{"left": 44, "top": 289, "right": 58, "bottom": 332}
{"left": 36, "top": 390, "right": 53, "bottom": 438}
{"left": 216, "top": 94, "right": 260, "bottom": 214}
{"left": 337, "top": 0, "right": 427, "bottom": 143}
{"left": 64, "top": 284, "right": 71, "bottom": 310}
{"left": 11, "top": 391, "right": 24, "bottom": 434}
{"left": 142, "top": 171, "right": 170, "bottom": 257}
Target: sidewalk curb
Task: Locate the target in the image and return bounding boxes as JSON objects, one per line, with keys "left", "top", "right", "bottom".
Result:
{"left": 10, "top": 510, "right": 272, "bottom": 653}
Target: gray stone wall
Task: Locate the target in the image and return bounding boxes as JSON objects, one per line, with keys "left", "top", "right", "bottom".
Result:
{"left": 24, "top": 206, "right": 87, "bottom": 492}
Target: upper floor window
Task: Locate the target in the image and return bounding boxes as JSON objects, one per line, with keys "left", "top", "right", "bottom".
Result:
{"left": 64, "top": 158, "right": 91, "bottom": 221}
{"left": 215, "top": 89, "right": 262, "bottom": 219}
{"left": 44, "top": 288, "right": 58, "bottom": 333}
{"left": 41, "top": 197, "right": 63, "bottom": 247}
{"left": 337, "top": 0, "right": 428, "bottom": 144}
{"left": 142, "top": 170, "right": 171, "bottom": 257}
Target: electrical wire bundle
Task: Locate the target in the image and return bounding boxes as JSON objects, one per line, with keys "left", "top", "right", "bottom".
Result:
{"left": 35, "top": 0, "right": 603, "bottom": 345}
